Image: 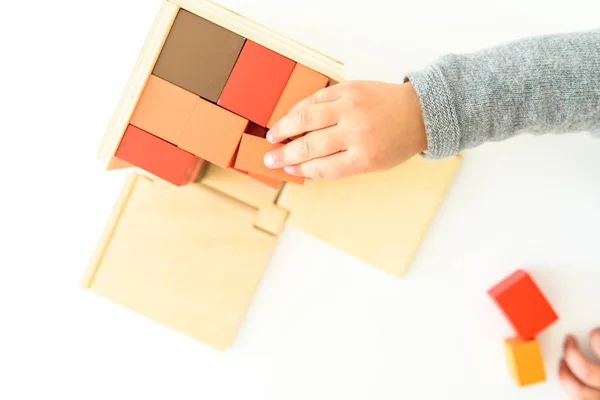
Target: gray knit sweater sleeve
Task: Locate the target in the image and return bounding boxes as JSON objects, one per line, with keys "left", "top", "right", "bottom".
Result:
{"left": 404, "top": 29, "right": 600, "bottom": 159}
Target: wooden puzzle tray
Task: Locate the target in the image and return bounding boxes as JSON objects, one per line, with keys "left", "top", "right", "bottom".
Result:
{"left": 82, "top": 0, "right": 463, "bottom": 351}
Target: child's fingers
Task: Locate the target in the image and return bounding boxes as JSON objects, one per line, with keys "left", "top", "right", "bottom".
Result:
{"left": 564, "top": 334, "right": 600, "bottom": 390}
{"left": 283, "top": 151, "right": 356, "bottom": 180}
{"left": 591, "top": 328, "right": 600, "bottom": 360}
{"left": 558, "top": 358, "right": 600, "bottom": 400}
{"left": 264, "top": 127, "right": 345, "bottom": 168}
{"left": 286, "top": 84, "right": 343, "bottom": 116}
{"left": 267, "top": 101, "right": 340, "bottom": 143}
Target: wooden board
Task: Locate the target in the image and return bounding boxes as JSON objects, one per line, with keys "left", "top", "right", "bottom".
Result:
{"left": 81, "top": 173, "right": 278, "bottom": 350}
{"left": 277, "top": 155, "right": 463, "bottom": 277}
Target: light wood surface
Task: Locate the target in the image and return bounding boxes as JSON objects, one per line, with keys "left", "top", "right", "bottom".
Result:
{"left": 82, "top": 173, "right": 278, "bottom": 350}
{"left": 96, "top": 1, "right": 180, "bottom": 165}
{"left": 254, "top": 203, "right": 290, "bottom": 236}
{"left": 277, "top": 155, "right": 463, "bottom": 277}
{"left": 169, "top": 0, "right": 345, "bottom": 82}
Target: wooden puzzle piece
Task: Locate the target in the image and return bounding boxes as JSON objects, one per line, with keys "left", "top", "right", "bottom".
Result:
{"left": 130, "top": 74, "right": 199, "bottom": 144}
{"left": 81, "top": 174, "right": 278, "bottom": 351}
{"left": 198, "top": 162, "right": 279, "bottom": 209}
{"left": 276, "top": 155, "right": 462, "bottom": 277}
{"left": 267, "top": 63, "right": 330, "bottom": 128}
{"left": 504, "top": 337, "right": 546, "bottom": 386}
{"left": 218, "top": 40, "right": 296, "bottom": 127}
{"left": 178, "top": 97, "right": 248, "bottom": 168}
{"left": 488, "top": 269, "right": 558, "bottom": 340}
{"left": 152, "top": 9, "right": 246, "bottom": 103}
{"left": 115, "top": 125, "right": 203, "bottom": 186}
{"left": 234, "top": 134, "right": 305, "bottom": 184}
{"left": 106, "top": 156, "right": 132, "bottom": 170}
{"left": 254, "top": 203, "right": 289, "bottom": 236}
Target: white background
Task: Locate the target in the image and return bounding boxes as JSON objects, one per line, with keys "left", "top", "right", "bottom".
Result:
{"left": 0, "top": 0, "right": 599, "bottom": 399}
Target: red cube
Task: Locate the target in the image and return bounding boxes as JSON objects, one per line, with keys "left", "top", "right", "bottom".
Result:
{"left": 488, "top": 269, "right": 558, "bottom": 340}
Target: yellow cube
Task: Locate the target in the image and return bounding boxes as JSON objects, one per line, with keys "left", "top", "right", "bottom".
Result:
{"left": 504, "top": 337, "right": 546, "bottom": 386}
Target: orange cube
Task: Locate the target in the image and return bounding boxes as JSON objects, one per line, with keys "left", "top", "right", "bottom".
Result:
{"left": 504, "top": 337, "right": 546, "bottom": 386}
{"left": 267, "top": 63, "right": 329, "bottom": 128}
{"left": 249, "top": 173, "right": 282, "bottom": 189}
{"left": 115, "top": 125, "right": 203, "bottom": 186}
{"left": 234, "top": 134, "right": 304, "bottom": 184}
{"left": 178, "top": 98, "right": 249, "bottom": 169}
{"left": 130, "top": 75, "right": 199, "bottom": 144}
{"left": 488, "top": 270, "right": 558, "bottom": 340}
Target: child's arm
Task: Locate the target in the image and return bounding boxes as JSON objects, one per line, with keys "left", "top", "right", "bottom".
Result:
{"left": 406, "top": 29, "right": 600, "bottom": 160}
{"left": 264, "top": 29, "right": 600, "bottom": 179}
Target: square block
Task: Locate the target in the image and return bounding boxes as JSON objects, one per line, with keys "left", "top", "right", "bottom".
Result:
{"left": 115, "top": 125, "right": 203, "bottom": 186}
{"left": 488, "top": 269, "right": 558, "bottom": 340}
{"left": 267, "top": 63, "right": 329, "bottom": 128}
{"left": 234, "top": 134, "right": 304, "bottom": 184}
{"left": 82, "top": 175, "right": 278, "bottom": 350}
{"left": 504, "top": 337, "right": 546, "bottom": 386}
{"left": 178, "top": 98, "right": 248, "bottom": 168}
{"left": 249, "top": 173, "right": 282, "bottom": 189}
{"left": 218, "top": 40, "right": 296, "bottom": 126}
{"left": 152, "top": 9, "right": 246, "bottom": 102}
{"left": 130, "top": 75, "right": 199, "bottom": 144}
{"left": 254, "top": 204, "right": 289, "bottom": 236}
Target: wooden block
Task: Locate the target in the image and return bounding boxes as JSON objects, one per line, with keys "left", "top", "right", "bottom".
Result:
{"left": 218, "top": 40, "right": 296, "bottom": 127}
{"left": 199, "top": 163, "right": 279, "bottom": 209}
{"left": 504, "top": 337, "right": 546, "bottom": 387}
{"left": 129, "top": 74, "right": 198, "bottom": 144}
{"left": 267, "top": 63, "right": 329, "bottom": 128}
{"left": 248, "top": 173, "right": 282, "bottom": 190}
{"left": 245, "top": 121, "right": 268, "bottom": 138}
{"left": 488, "top": 269, "right": 558, "bottom": 340}
{"left": 81, "top": 174, "right": 278, "bottom": 351}
{"left": 234, "top": 134, "right": 305, "bottom": 184}
{"left": 178, "top": 97, "right": 248, "bottom": 168}
{"left": 152, "top": 9, "right": 246, "bottom": 102}
{"left": 276, "top": 155, "right": 462, "bottom": 276}
{"left": 254, "top": 203, "right": 289, "bottom": 236}
{"left": 115, "top": 125, "right": 203, "bottom": 186}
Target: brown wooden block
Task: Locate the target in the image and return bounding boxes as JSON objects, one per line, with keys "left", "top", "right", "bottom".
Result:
{"left": 152, "top": 9, "right": 246, "bottom": 103}
{"left": 245, "top": 121, "right": 268, "bottom": 138}
{"left": 178, "top": 98, "right": 249, "bottom": 169}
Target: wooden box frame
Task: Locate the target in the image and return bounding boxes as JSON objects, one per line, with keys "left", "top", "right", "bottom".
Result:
{"left": 83, "top": 0, "right": 462, "bottom": 351}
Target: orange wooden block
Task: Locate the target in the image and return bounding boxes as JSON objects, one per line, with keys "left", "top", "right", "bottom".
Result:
{"left": 106, "top": 156, "right": 132, "bottom": 170}
{"left": 267, "top": 63, "right": 329, "bottom": 128}
{"left": 249, "top": 173, "right": 282, "bottom": 189}
{"left": 130, "top": 74, "right": 199, "bottom": 144}
{"left": 218, "top": 40, "right": 296, "bottom": 127}
{"left": 178, "top": 97, "right": 249, "bottom": 168}
{"left": 234, "top": 134, "right": 304, "bottom": 184}
{"left": 115, "top": 125, "right": 203, "bottom": 186}
{"left": 504, "top": 337, "right": 546, "bottom": 386}
{"left": 488, "top": 270, "right": 558, "bottom": 340}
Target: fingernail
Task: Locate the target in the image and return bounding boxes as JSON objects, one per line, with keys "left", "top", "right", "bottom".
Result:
{"left": 266, "top": 131, "right": 274, "bottom": 143}
{"left": 264, "top": 152, "right": 274, "bottom": 167}
{"left": 284, "top": 166, "right": 297, "bottom": 175}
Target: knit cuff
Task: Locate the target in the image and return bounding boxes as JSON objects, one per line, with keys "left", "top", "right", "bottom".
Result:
{"left": 404, "top": 64, "right": 461, "bottom": 160}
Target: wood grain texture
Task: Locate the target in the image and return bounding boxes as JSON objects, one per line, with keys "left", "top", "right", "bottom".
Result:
{"left": 277, "top": 155, "right": 463, "bottom": 277}
{"left": 169, "top": 0, "right": 345, "bottom": 82}
{"left": 97, "top": 1, "right": 180, "bottom": 165}
{"left": 84, "top": 175, "right": 278, "bottom": 350}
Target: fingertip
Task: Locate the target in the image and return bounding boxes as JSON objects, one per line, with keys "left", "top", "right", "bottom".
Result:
{"left": 263, "top": 151, "right": 275, "bottom": 168}
{"left": 284, "top": 165, "right": 302, "bottom": 176}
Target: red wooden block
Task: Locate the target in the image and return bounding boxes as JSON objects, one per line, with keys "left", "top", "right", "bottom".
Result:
{"left": 115, "top": 125, "right": 203, "bottom": 186}
{"left": 218, "top": 40, "right": 296, "bottom": 127}
{"left": 488, "top": 269, "right": 558, "bottom": 340}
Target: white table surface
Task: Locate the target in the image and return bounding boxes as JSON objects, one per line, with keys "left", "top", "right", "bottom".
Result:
{"left": 1, "top": 0, "right": 599, "bottom": 399}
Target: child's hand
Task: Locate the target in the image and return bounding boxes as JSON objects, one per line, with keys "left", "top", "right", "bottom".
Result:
{"left": 559, "top": 328, "right": 600, "bottom": 399}
{"left": 263, "top": 80, "right": 428, "bottom": 180}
